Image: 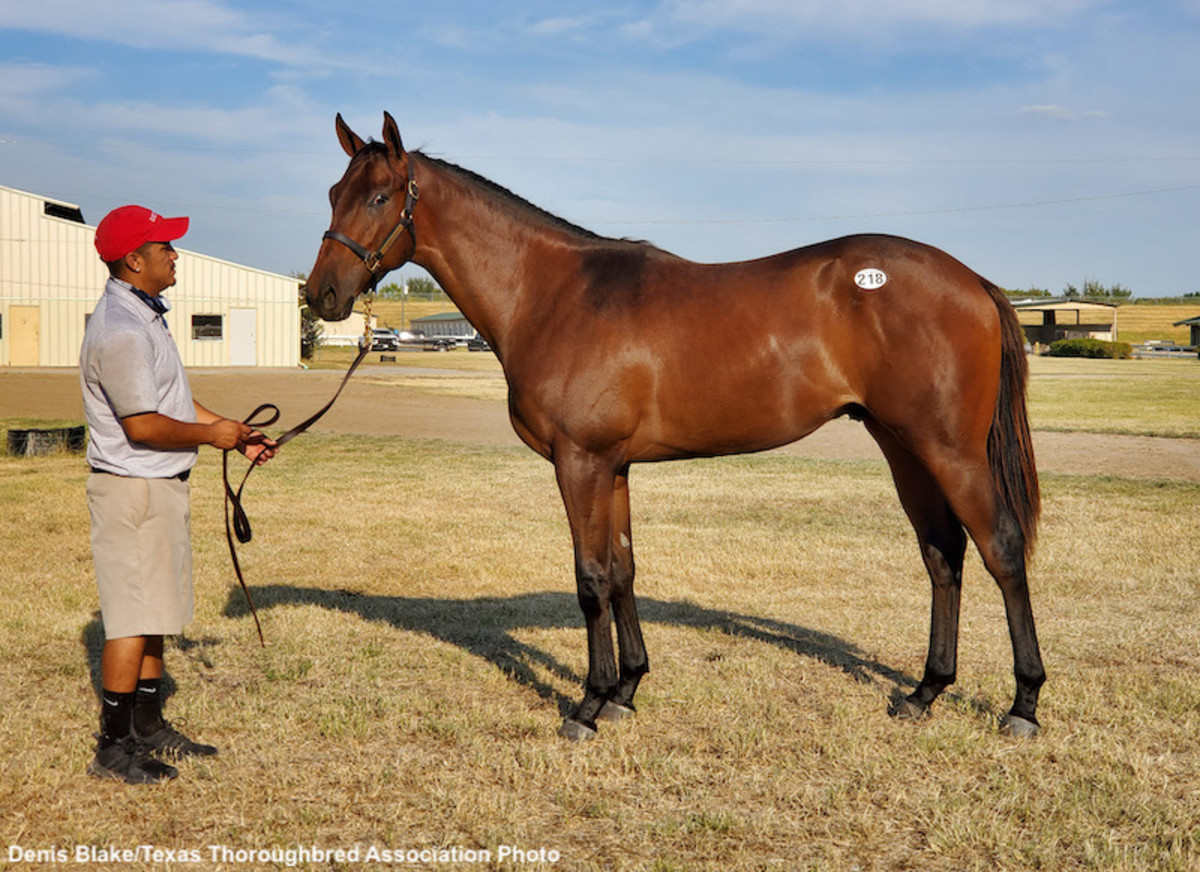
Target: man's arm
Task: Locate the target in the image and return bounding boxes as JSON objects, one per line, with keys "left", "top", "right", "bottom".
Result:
{"left": 121, "top": 408, "right": 249, "bottom": 451}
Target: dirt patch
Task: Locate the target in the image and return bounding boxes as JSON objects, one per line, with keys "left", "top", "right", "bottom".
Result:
{"left": 4, "top": 366, "right": 1198, "bottom": 480}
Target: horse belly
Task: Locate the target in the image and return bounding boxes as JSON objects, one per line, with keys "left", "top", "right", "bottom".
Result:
{"left": 634, "top": 350, "right": 846, "bottom": 460}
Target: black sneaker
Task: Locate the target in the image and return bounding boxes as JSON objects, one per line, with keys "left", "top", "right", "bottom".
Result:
{"left": 135, "top": 720, "right": 218, "bottom": 759}
{"left": 88, "top": 735, "right": 178, "bottom": 784}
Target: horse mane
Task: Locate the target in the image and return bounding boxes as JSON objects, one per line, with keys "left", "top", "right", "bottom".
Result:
{"left": 352, "top": 142, "right": 653, "bottom": 249}
{"left": 416, "top": 150, "right": 619, "bottom": 244}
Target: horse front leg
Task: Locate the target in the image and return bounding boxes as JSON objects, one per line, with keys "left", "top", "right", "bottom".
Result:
{"left": 597, "top": 465, "right": 647, "bottom": 723}
{"left": 554, "top": 448, "right": 623, "bottom": 741}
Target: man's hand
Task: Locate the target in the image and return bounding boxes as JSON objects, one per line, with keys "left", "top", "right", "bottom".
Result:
{"left": 239, "top": 431, "right": 278, "bottom": 466}
{"left": 207, "top": 418, "right": 252, "bottom": 451}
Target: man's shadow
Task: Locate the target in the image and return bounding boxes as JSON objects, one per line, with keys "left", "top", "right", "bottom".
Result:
{"left": 220, "top": 586, "right": 953, "bottom": 719}
{"left": 81, "top": 616, "right": 224, "bottom": 706}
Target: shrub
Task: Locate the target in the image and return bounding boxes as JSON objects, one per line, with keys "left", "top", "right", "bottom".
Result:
{"left": 1046, "top": 338, "right": 1133, "bottom": 359}
{"left": 299, "top": 304, "right": 324, "bottom": 360}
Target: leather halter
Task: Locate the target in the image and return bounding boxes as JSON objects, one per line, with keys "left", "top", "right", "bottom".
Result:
{"left": 322, "top": 158, "right": 419, "bottom": 278}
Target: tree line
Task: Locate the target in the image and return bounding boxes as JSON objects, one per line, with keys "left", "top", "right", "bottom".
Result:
{"left": 1004, "top": 282, "right": 1200, "bottom": 305}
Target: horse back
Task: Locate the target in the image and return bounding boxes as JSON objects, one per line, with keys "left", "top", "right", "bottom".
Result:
{"left": 506, "top": 233, "right": 1007, "bottom": 462}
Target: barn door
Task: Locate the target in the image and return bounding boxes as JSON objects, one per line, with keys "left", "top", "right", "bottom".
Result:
{"left": 10, "top": 306, "right": 40, "bottom": 366}
{"left": 230, "top": 307, "right": 257, "bottom": 366}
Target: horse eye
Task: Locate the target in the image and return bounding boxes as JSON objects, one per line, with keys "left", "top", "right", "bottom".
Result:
{"left": 371, "top": 194, "right": 390, "bottom": 207}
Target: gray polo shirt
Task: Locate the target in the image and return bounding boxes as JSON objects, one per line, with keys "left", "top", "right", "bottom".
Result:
{"left": 80, "top": 277, "right": 197, "bottom": 478}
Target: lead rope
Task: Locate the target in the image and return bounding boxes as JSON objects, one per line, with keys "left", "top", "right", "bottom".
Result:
{"left": 223, "top": 292, "right": 376, "bottom": 646}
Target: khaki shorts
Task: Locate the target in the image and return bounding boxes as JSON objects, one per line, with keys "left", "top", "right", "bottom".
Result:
{"left": 87, "top": 473, "right": 194, "bottom": 639}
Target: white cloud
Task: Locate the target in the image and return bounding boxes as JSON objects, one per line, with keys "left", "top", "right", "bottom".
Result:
{"left": 661, "top": 0, "right": 1096, "bottom": 32}
{"left": 529, "top": 16, "right": 588, "bottom": 37}
{"left": 0, "top": 0, "right": 301, "bottom": 63}
{"left": 0, "top": 62, "right": 90, "bottom": 101}
{"left": 2, "top": 1, "right": 1196, "bottom": 293}
{"left": 1020, "top": 104, "right": 1108, "bottom": 121}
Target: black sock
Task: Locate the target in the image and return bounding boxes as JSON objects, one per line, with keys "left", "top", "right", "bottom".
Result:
{"left": 99, "top": 689, "right": 135, "bottom": 744}
{"left": 132, "top": 678, "right": 164, "bottom": 735}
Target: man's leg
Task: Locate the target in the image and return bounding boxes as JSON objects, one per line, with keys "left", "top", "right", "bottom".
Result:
{"left": 132, "top": 635, "right": 165, "bottom": 735}
{"left": 89, "top": 635, "right": 177, "bottom": 784}
{"left": 132, "top": 635, "right": 218, "bottom": 759}
{"left": 100, "top": 635, "right": 147, "bottom": 735}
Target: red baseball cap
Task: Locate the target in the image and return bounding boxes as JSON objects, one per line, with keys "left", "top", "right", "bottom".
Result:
{"left": 94, "top": 205, "right": 189, "bottom": 262}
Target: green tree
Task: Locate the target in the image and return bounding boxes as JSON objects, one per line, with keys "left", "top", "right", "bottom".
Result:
{"left": 1004, "top": 286, "right": 1052, "bottom": 300}
{"left": 1063, "top": 279, "right": 1134, "bottom": 304}
{"left": 293, "top": 272, "right": 323, "bottom": 360}
{"left": 377, "top": 276, "right": 446, "bottom": 301}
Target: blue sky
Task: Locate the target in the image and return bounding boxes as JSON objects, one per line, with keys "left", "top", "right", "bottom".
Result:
{"left": 2, "top": 1, "right": 1198, "bottom": 295}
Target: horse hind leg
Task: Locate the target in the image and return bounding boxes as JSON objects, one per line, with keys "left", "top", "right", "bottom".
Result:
{"left": 875, "top": 424, "right": 1045, "bottom": 735}
{"left": 973, "top": 507, "right": 1044, "bottom": 737}
{"left": 867, "top": 421, "right": 968, "bottom": 721}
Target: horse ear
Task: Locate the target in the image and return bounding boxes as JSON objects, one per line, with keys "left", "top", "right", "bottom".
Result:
{"left": 335, "top": 113, "right": 366, "bottom": 157}
{"left": 382, "top": 111, "right": 405, "bottom": 158}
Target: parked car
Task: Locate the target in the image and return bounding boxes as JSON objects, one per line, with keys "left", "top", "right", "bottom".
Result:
{"left": 423, "top": 337, "right": 455, "bottom": 352}
{"left": 467, "top": 336, "right": 491, "bottom": 352}
{"left": 368, "top": 328, "right": 400, "bottom": 351}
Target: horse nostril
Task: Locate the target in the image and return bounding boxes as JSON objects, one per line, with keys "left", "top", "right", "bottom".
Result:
{"left": 321, "top": 286, "right": 338, "bottom": 313}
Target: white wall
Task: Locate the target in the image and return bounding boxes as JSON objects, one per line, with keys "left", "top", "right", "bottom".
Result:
{"left": 1, "top": 184, "right": 299, "bottom": 368}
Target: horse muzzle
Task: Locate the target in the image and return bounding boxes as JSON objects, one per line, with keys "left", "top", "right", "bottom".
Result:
{"left": 303, "top": 281, "right": 355, "bottom": 322}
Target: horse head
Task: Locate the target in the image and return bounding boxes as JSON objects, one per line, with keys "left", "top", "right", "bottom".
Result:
{"left": 304, "top": 111, "right": 418, "bottom": 321}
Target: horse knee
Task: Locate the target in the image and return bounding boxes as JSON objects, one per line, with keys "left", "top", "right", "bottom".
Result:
{"left": 574, "top": 564, "right": 612, "bottom": 617}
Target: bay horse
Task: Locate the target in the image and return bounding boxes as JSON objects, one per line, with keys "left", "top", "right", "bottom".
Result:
{"left": 304, "top": 112, "right": 1045, "bottom": 740}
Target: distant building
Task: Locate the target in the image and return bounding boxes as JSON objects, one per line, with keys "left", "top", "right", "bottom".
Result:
{"left": 411, "top": 310, "right": 478, "bottom": 342}
{"left": 318, "top": 312, "right": 374, "bottom": 346}
{"left": 1, "top": 184, "right": 300, "bottom": 367}
{"left": 1173, "top": 316, "right": 1200, "bottom": 348}
{"left": 1011, "top": 299, "right": 1119, "bottom": 346}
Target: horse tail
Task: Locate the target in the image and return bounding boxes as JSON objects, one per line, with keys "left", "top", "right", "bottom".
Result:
{"left": 983, "top": 279, "right": 1040, "bottom": 557}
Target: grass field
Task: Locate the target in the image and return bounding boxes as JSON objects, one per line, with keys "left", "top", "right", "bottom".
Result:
{"left": 1106, "top": 304, "right": 1200, "bottom": 346}
{"left": 1, "top": 353, "right": 1198, "bottom": 869}
{"left": 1026, "top": 357, "right": 1200, "bottom": 438}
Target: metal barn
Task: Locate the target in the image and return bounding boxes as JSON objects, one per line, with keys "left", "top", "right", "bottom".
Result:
{"left": 410, "top": 310, "right": 478, "bottom": 342}
{"left": 1, "top": 184, "right": 300, "bottom": 368}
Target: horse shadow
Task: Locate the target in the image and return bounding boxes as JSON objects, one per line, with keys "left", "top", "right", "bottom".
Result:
{"left": 221, "top": 586, "right": 950, "bottom": 719}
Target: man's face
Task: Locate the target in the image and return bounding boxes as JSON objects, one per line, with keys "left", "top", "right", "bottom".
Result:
{"left": 127, "top": 241, "right": 178, "bottom": 294}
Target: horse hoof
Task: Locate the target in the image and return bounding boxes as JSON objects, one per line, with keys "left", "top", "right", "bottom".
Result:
{"left": 999, "top": 714, "right": 1040, "bottom": 738}
{"left": 597, "top": 701, "right": 635, "bottom": 723}
{"left": 558, "top": 718, "right": 598, "bottom": 742}
{"left": 890, "top": 699, "right": 930, "bottom": 721}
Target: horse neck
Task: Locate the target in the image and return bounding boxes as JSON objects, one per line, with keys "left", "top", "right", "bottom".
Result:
{"left": 408, "top": 156, "right": 580, "bottom": 355}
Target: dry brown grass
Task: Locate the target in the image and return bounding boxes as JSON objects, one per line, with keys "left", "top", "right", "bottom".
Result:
{"left": 2, "top": 419, "right": 1198, "bottom": 870}
{"left": 1110, "top": 304, "right": 1200, "bottom": 346}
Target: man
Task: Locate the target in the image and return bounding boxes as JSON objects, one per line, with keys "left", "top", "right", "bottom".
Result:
{"left": 80, "top": 205, "right": 276, "bottom": 784}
